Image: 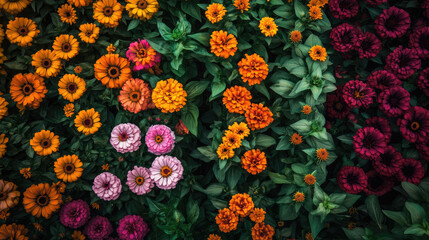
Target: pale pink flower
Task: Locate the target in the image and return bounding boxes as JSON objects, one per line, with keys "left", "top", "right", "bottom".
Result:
{"left": 126, "top": 166, "right": 154, "bottom": 195}
{"left": 149, "top": 155, "right": 183, "bottom": 190}
{"left": 145, "top": 125, "right": 175, "bottom": 155}
{"left": 110, "top": 123, "right": 142, "bottom": 153}
{"left": 92, "top": 172, "right": 122, "bottom": 201}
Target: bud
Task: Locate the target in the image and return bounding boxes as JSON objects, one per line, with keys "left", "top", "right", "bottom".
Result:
{"left": 175, "top": 119, "right": 189, "bottom": 135}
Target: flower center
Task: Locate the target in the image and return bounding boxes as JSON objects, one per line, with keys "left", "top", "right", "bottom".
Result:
{"left": 42, "top": 59, "right": 52, "bottom": 68}
{"left": 410, "top": 121, "right": 420, "bottom": 131}
{"left": 138, "top": 0, "right": 148, "bottom": 9}
{"left": 67, "top": 82, "right": 78, "bottom": 93}
{"left": 402, "top": 165, "right": 415, "bottom": 177}
{"left": 229, "top": 138, "right": 235, "bottom": 144}
{"left": 346, "top": 174, "right": 359, "bottom": 185}
{"left": 85, "top": 31, "right": 92, "bottom": 37}
{"left": 62, "top": 42, "right": 71, "bottom": 52}
{"left": 22, "top": 84, "right": 33, "bottom": 95}
{"left": 103, "top": 7, "right": 113, "bottom": 16}
{"left": 41, "top": 139, "right": 51, "bottom": 148}
{"left": 353, "top": 90, "right": 365, "bottom": 99}
{"left": 160, "top": 166, "right": 172, "bottom": 177}
{"left": 64, "top": 163, "right": 75, "bottom": 174}
{"left": 83, "top": 118, "right": 93, "bottom": 127}
{"left": 137, "top": 48, "right": 148, "bottom": 59}
{"left": 108, "top": 66, "right": 120, "bottom": 78}
{"left": 335, "top": 102, "right": 343, "bottom": 110}
{"left": 155, "top": 135, "right": 163, "bottom": 143}
{"left": 36, "top": 195, "right": 49, "bottom": 206}
{"left": 129, "top": 91, "right": 141, "bottom": 101}
{"left": 0, "top": 192, "right": 7, "bottom": 201}
{"left": 18, "top": 26, "right": 28, "bottom": 36}
{"left": 135, "top": 176, "right": 144, "bottom": 185}
{"left": 118, "top": 132, "right": 128, "bottom": 141}
{"left": 66, "top": 11, "right": 71, "bottom": 17}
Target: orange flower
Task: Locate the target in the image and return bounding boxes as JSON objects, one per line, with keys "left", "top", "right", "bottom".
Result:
{"left": 30, "top": 130, "right": 60, "bottom": 156}
{"left": 307, "top": 0, "right": 328, "bottom": 7}
{"left": 290, "top": 30, "right": 302, "bottom": 43}
{"left": 245, "top": 103, "right": 274, "bottom": 131}
{"left": 102, "top": 164, "right": 110, "bottom": 171}
{"left": 152, "top": 79, "right": 187, "bottom": 113}
{"left": 33, "top": 223, "right": 43, "bottom": 232}
{"left": 290, "top": 133, "right": 303, "bottom": 145}
{"left": 241, "top": 149, "right": 267, "bottom": 175}
{"left": 222, "top": 86, "right": 252, "bottom": 114}
{"left": 316, "top": 148, "right": 329, "bottom": 161}
{"left": 0, "top": 210, "right": 9, "bottom": 220}
{"left": 52, "top": 182, "right": 66, "bottom": 194}
{"left": 238, "top": 53, "right": 269, "bottom": 86}
{"left": 217, "top": 143, "right": 234, "bottom": 160}
{"left": 74, "top": 66, "right": 82, "bottom": 74}
{"left": 210, "top": 30, "right": 238, "bottom": 59}
{"left": 249, "top": 208, "right": 266, "bottom": 223}
{"left": 304, "top": 174, "right": 316, "bottom": 185}
{"left": 228, "top": 122, "right": 250, "bottom": 139}
{"left": 259, "top": 17, "right": 278, "bottom": 37}
{"left": 67, "top": 0, "right": 92, "bottom": 8}
{"left": 78, "top": 23, "right": 100, "bottom": 44}
{"left": 74, "top": 108, "right": 102, "bottom": 135}
{"left": 0, "top": 97, "right": 7, "bottom": 121}
{"left": 0, "top": 0, "right": 31, "bottom": 14}
{"left": 0, "top": 134, "right": 8, "bottom": 159}
{"left": 91, "top": 202, "right": 99, "bottom": 210}
{"left": 215, "top": 208, "right": 239, "bottom": 233}
{"left": 9, "top": 73, "right": 47, "bottom": 109}
{"left": 234, "top": 0, "right": 250, "bottom": 13}
{"left": 305, "top": 233, "right": 314, "bottom": 240}
{"left": 207, "top": 234, "right": 221, "bottom": 240}
{"left": 119, "top": 78, "right": 155, "bottom": 114}
{"left": 107, "top": 44, "right": 116, "bottom": 53}
{"left": 229, "top": 193, "right": 254, "bottom": 217}
{"left": 0, "top": 223, "right": 28, "bottom": 239}
{"left": 6, "top": 17, "right": 40, "bottom": 47}
{"left": 93, "top": 0, "right": 123, "bottom": 28}
{"left": 309, "top": 45, "right": 327, "bottom": 62}
{"left": 205, "top": 3, "right": 226, "bottom": 24}
{"left": 20, "top": 168, "right": 31, "bottom": 179}
{"left": 302, "top": 105, "right": 312, "bottom": 115}
{"left": 58, "top": 4, "right": 77, "bottom": 25}
{"left": 309, "top": 6, "right": 323, "bottom": 20}
{"left": 0, "top": 180, "right": 20, "bottom": 211}
{"left": 58, "top": 74, "right": 86, "bottom": 102}
{"left": 94, "top": 53, "right": 132, "bottom": 88}
{"left": 222, "top": 130, "right": 242, "bottom": 149}
{"left": 31, "top": 49, "right": 62, "bottom": 78}
{"left": 72, "top": 230, "right": 85, "bottom": 240}
{"left": 53, "top": 34, "right": 79, "bottom": 61}
{"left": 293, "top": 191, "right": 305, "bottom": 202}
{"left": 64, "top": 103, "right": 75, "bottom": 117}
{"left": 251, "top": 222, "right": 275, "bottom": 240}
{"left": 23, "top": 183, "right": 62, "bottom": 219}
{"left": 54, "top": 155, "right": 83, "bottom": 183}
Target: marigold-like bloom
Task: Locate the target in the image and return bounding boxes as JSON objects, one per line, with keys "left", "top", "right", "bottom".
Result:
{"left": 126, "top": 39, "right": 161, "bottom": 71}
{"left": 119, "top": 78, "right": 154, "bottom": 113}
{"left": 67, "top": 0, "right": 92, "bottom": 8}
{"left": 10, "top": 73, "right": 47, "bottom": 109}
{"left": 305, "top": 174, "right": 316, "bottom": 185}
{"left": 0, "top": 97, "right": 8, "bottom": 121}
{"left": 238, "top": 54, "right": 269, "bottom": 86}
{"left": 78, "top": 23, "right": 99, "bottom": 44}
{"left": 74, "top": 108, "right": 102, "bottom": 135}
{"left": 215, "top": 208, "right": 239, "bottom": 233}
{"left": 316, "top": 148, "right": 329, "bottom": 161}
{"left": 72, "top": 230, "right": 85, "bottom": 240}
{"left": 228, "top": 122, "right": 250, "bottom": 139}
{"left": 293, "top": 191, "right": 305, "bottom": 202}
{"left": 229, "top": 193, "right": 254, "bottom": 217}
{"left": 309, "top": 45, "right": 327, "bottom": 61}
{"left": 107, "top": 44, "right": 116, "bottom": 53}
{"left": 54, "top": 155, "right": 83, "bottom": 183}
{"left": 222, "top": 130, "right": 242, "bottom": 149}
{"left": 251, "top": 222, "right": 275, "bottom": 240}
{"left": 58, "top": 4, "right": 77, "bottom": 24}
{"left": 31, "top": 49, "right": 62, "bottom": 78}
{"left": 290, "top": 133, "right": 303, "bottom": 145}
{"left": 290, "top": 30, "right": 302, "bottom": 43}
{"left": 91, "top": 202, "right": 99, "bottom": 210}
{"left": 259, "top": 17, "right": 278, "bottom": 37}
{"left": 152, "top": 78, "right": 187, "bottom": 113}
{"left": 241, "top": 149, "right": 267, "bottom": 175}
{"left": 6, "top": 17, "right": 39, "bottom": 47}
{"left": 309, "top": 6, "right": 323, "bottom": 20}
{"left": 53, "top": 34, "right": 79, "bottom": 60}
{"left": 58, "top": 74, "right": 86, "bottom": 102}
{"left": 308, "top": 0, "right": 328, "bottom": 7}
{"left": 0, "top": 210, "right": 9, "bottom": 220}
{"left": 234, "top": 0, "right": 249, "bottom": 13}
{"left": 249, "top": 208, "right": 265, "bottom": 223}
{"left": 222, "top": 86, "right": 252, "bottom": 114}
{"left": 0, "top": 223, "right": 28, "bottom": 240}
{"left": 217, "top": 143, "right": 234, "bottom": 160}
{"left": 64, "top": 103, "right": 75, "bottom": 117}
{"left": 205, "top": 3, "right": 226, "bottom": 24}
{"left": 52, "top": 182, "right": 66, "bottom": 194}
{"left": 208, "top": 234, "right": 222, "bottom": 240}
{"left": 245, "top": 103, "right": 274, "bottom": 131}
{"left": 23, "top": 183, "right": 62, "bottom": 219}
{"left": 20, "top": 168, "right": 31, "bottom": 179}
{"left": 102, "top": 164, "right": 110, "bottom": 171}
{"left": 210, "top": 30, "right": 238, "bottom": 58}
{"left": 30, "top": 130, "right": 60, "bottom": 156}
{"left": 302, "top": 105, "right": 312, "bottom": 114}
{"left": 0, "top": 180, "right": 20, "bottom": 211}
{"left": 93, "top": 0, "right": 123, "bottom": 28}
{"left": 94, "top": 53, "right": 132, "bottom": 88}
{"left": 0, "top": 0, "right": 32, "bottom": 14}
{"left": 74, "top": 66, "right": 82, "bottom": 74}
{"left": 0, "top": 134, "right": 7, "bottom": 159}
{"left": 125, "top": 0, "right": 159, "bottom": 21}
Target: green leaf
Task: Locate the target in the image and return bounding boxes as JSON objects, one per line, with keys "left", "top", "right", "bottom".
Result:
{"left": 127, "top": 19, "right": 140, "bottom": 31}
{"left": 210, "top": 81, "right": 226, "bottom": 100}
{"left": 227, "top": 167, "right": 241, "bottom": 189}
{"left": 405, "top": 202, "right": 426, "bottom": 224}
{"left": 365, "top": 195, "right": 384, "bottom": 229}
{"left": 255, "top": 134, "right": 276, "bottom": 148}
{"left": 343, "top": 227, "right": 366, "bottom": 240}
{"left": 382, "top": 210, "right": 410, "bottom": 227}
{"left": 309, "top": 214, "right": 324, "bottom": 238}
{"left": 270, "top": 80, "right": 295, "bottom": 98}
{"left": 404, "top": 225, "right": 427, "bottom": 236}
{"left": 181, "top": 103, "right": 199, "bottom": 136}
{"left": 285, "top": 58, "right": 307, "bottom": 78}
{"left": 305, "top": 34, "right": 323, "bottom": 47}
{"left": 268, "top": 172, "right": 291, "bottom": 184}
{"left": 185, "top": 81, "right": 210, "bottom": 99}
{"left": 205, "top": 184, "right": 224, "bottom": 196}
{"left": 291, "top": 163, "right": 307, "bottom": 174}
{"left": 186, "top": 196, "right": 200, "bottom": 224}
{"left": 197, "top": 146, "right": 217, "bottom": 161}
{"left": 290, "top": 119, "right": 312, "bottom": 133}
{"left": 188, "top": 33, "right": 210, "bottom": 46}
{"left": 210, "top": 198, "right": 227, "bottom": 209}
{"left": 294, "top": 0, "right": 306, "bottom": 18}
{"left": 255, "top": 83, "right": 270, "bottom": 100}
{"left": 402, "top": 182, "right": 422, "bottom": 201}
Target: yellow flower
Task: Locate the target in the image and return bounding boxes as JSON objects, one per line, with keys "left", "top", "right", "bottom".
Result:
{"left": 64, "top": 103, "right": 75, "bottom": 117}
{"left": 93, "top": 0, "right": 124, "bottom": 28}
{"left": 6, "top": 17, "right": 40, "bottom": 47}
{"left": 74, "top": 108, "right": 102, "bottom": 135}
{"left": 52, "top": 34, "right": 79, "bottom": 60}
{"left": 234, "top": 0, "right": 249, "bottom": 13}
{"left": 78, "top": 23, "right": 100, "bottom": 44}
{"left": 152, "top": 79, "right": 187, "bottom": 113}
{"left": 30, "top": 130, "right": 60, "bottom": 156}
{"left": 31, "top": 49, "right": 62, "bottom": 78}
{"left": 222, "top": 130, "right": 242, "bottom": 149}
{"left": 125, "top": 0, "right": 159, "bottom": 21}
{"left": 58, "top": 4, "right": 77, "bottom": 25}
{"left": 259, "top": 17, "right": 278, "bottom": 37}
{"left": 205, "top": 3, "right": 226, "bottom": 24}
{"left": 309, "top": 6, "right": 323, "bottom": 20}
{"left": 228, "top": 122, "right": 250, "bottom": 139}
{"left": 309, "top": 45, "right": 327, "bottom": 61}
{"left": 217, "top": 143, "right": 234, "bottom": 160}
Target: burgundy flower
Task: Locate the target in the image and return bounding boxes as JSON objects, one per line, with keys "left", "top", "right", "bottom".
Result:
{"left": 423, "top": 0, "right": 429, "bottom": 19}
{"left": 417, "top": 139, "right": 429, "bottom": 161}
{"left": 355, "top": 32, "right": 382, "bottom": 59}
{"left": 418, "top": 68, "right": 429, "bottom": 96}
{"left": 364, "top": 170, "right": 395, "bottom": 196}
{"left": 60, "top": 200, "right": 91, "bottom": 229}
{"left": 328, "top": 0, "right": 359, "bottom": 20}
{"left": 335, "top": 65, "right": 347, "bottom": 79}
{"left": 398, "top": 106, "right": 429, "bottom": 143}
{"left": 84, "top": 216, "right": 113, "bottom": 240}
{"left": 385, "top": 46, "right": 421, "bottom": 79}
{"left": 330, "top": 23, "right": 361, "bottom": 53}
{"left": 374, "top": 6, "right": 411, "bottom": 39}
{"left": 378, "top": 86, "right": 410, "bottom": 118}
{"left": 396, "top": 158, "right": 425, "bottom": 185}
{"left": 371, "top": 146, "right": 403, "bottom": 176}
{"left": 366, "top": 117, "right": 392, "bottom": 142}
{"left": 337, "top": 166, "right": 368, "bottom": 194}
{"left": 117, "top": 215, "right": 149, "bottom": 240}
{"left": 366, "top": 70, "right": 402, "bottom": 90}
{"left": 409, "top": 27, "right": 429, "bottom": 58}
{"left": 342, "top": 80, "right": 376, "bottom": 108}
{"left": 365, "top": 0, "right": 387, "bottom": 6}
{"left": 325, "top": 94, "right": 350, "bottom": 119}
{"left": 353, "top": 127, "right": 387, "bottom": 160}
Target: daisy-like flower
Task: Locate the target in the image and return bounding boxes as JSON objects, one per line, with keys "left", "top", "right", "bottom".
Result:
{"left": 356, "top": 32, "right": 382, "bottom": 59}
{"left": 126, "top": 166, "right": 154, "bottom": 195}
{"left": 58, "top": 74, "right": 86, "bottom": 102}
{"left": 58, "top": 4, "right": 77, "bottom": 25}
{"left": 293, "top": 191, "right": 305, "bottom": 202}
{"left": 78, "top": 23, "right": 100, "bottom": 44}
{"left": 84, "top": 216, "right": 113, "bottom": 240}
{"left": 259, "top": 17, "right": 278, "bottom": 37}
{"left": 30, "top": 130, "right": 60, "bottom": 156}
{"left": 228, "top": 122, "right": 250, "bottom": 139}
{"left": 23, "top": 183, "right": 63, "bottom": 219}
{"left": 217, "top": 143, "right": 234, "bottom": 160}
{"left": 64, "top": 103, "right": 74, "bottom": 117}
{"left": 67, "top": 0, "right": 92, "bottom": 8}
{"left": 93, "top": 0, "right": 123, "bottom": 28}
{"left": 52, "top": 34, "right": 79, "bottom": 60}
{"left": 398, "top": 106, "right": 429, "bottom": 143}
{"left": 241, "top": 149, "right": 267, "bottom": 175}
{"left": 337, "top": 166, "right": 368, "bottom": 194}
{"left": 0, "top": 0, "right": 32, "bottom": 14}
{"left": 290, "top": 133, "right": 303, "bottom": 145}
{"left": 117, "top": 215, "right": 150, "bottom": 240}
{"left": 94, "top": 53, "right": 132, "bottom": 89}
{"left": 54, "top": 155, "right": 83, "bottom": 183}
{"left": 222, "top": 130, "right": 242, "bottom": 149}
{"left": 342, "top": 80, "right": 375, "bottom": 108}
{"left": 0, "top": 180, "right": 20, "bottom": 211}
{"left": 316, "top": 148, "right": 329, "bottom": 161}
{"left": 205, "top": 3, "right": 226, "bottom": 24}
{"left": 92, "top": 172, "right": 122, "bottom": 201}
{"left": 125, "top": 0, "right": 159, "bottom": 21}
{"left": 149, "top": 155, "right": 184, "bottom": 190}
{"left": 145, "top": 125, "right": 175, "bottom": 155}
{"left": 309, "top": 6, "right": 323, "bottom": 20}
{"left": 304, "top": 174, "right": 316, "bottom": 185}
{"left": 330, "top": 23, "right": 361, "bottom": 53}
{"left": 353, "top": 127, "right": 386, "bottom": 160}
{"left": 290, "top": 30, "right": 302, "bottom": 43}
{"left": 119, "top": 78, "right": 155, "bottom": 114}
{"left": 309, "top": 45, "right": 327, "bottom": 61}
{"left": 110, "top": 123, "right": 142, "bottom": 153}
{"left": 74, "top": 65, "right": 82, "bottom": 74}
{"left": 59, "top": 200, "right": 90, "bottom": 229}
{"left": 31, "top": 49, "right": 62, "bottom": 78}
{"left": 9, "top": 73, "right": 47, "bottom": 109}
{"left": 74, "top": 108, "right": 102, "bottom": 135}
{"left": 6, "top": 17, "right": 40, "bottom": 47}
{"left": 126, "top": 39, "right": 161, "bottom": 71}
{"left": 0, "top": 97, "right": 8, "bottom": 121}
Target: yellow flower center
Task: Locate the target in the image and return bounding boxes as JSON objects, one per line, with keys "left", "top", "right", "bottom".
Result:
{"left": 160, "top": 166, "right": 172, "bottom": 177}
{"left": 41, "top": 139, "right": 51, "bottom": 148}
{"left": 22, "top": 84, "right": 33, "bottom": 95}
{"left": 411, "top": 121, "right": 420, "bottom": 131}
{"left": 155, "top": 135, "right": 163, "bottom": 143}
{"left": 135, "top": 176, "right": 145, "bottom": 185}
{"left": 138, "top": 0, "right": 148, "bottom": 9}
{"left": 64, "top": 163, "right": 75, "bottom": 174}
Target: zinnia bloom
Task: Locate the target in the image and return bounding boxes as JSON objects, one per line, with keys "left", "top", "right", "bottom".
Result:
{"left": 0, "top": 180, "right": 20, "bottom": 211}
{"left": 9, "top": 73, "right": 47, "bottom": 109}
{"left": 126, "top": 166, "right": 154, "bottom": 195}
{"left": 328, "top": 0, "right": 359, "bottom": 19}
{"left": 78, "top": 23, "right": 100, "bottom": 44}
{"left": 337, "top": 166, "right": 368, "bottom": 194}
{"left": 355, "top": 32, "right": 382, "bottom": 59}
{"left": 72, "top": 230, "right": 85, "bottom": 240}
{"left": 325, "top": 93, "right": 350, "bottom": 119}
{"left": 52, "top": 34, "right": 79, "bottom": 60}
{"left": 149, "top": 155, "right": 184, "bottom": 190}
{"left": 117, "top": 215, "right": 149, "bottom": 240}
{"left": 251, "top": 222, "right": 275, "bottom": 240}
{"left": 309, "top": 45, "right": 327, "bottom": 61}
{"left": 316, "top": 148, "right": 329, "bottom": 161}
{"left": 6, "top": 17, "right": 39, "bottom": 47}
{"left": 385, "top": 46, "right": 421, "bottom": 79}
{"left": 54, "top": 155, "right": 83, "bottom": 183}
{"left": 234, "top": 0, "right": 249, "bottom": 13}
{"left": 23, "top": 183, "right": 62, "bottom": 219}
{"left": 58, "top": 4, "right": 77, "bottom": 25}
{"left": 304, "top": 174, "right": 316, "bottom": 185}
{"left": 396, "top": 158, "right": 425, "bottom": 185}
{"left": 365, "top": 117, "right": 392, "bottom": 143}
{"left": 364, "top": 171, "right": 394, "bottom": 196}
{"left": 365, "top": 0, "right": 387, "bottom": 5}
{"left": 309, "top": 6, "right": 323, "bottom": 20}
{"left": 93, "top": 0, "right": 123, "bottom": 28}
{"left": 290, "top": 30, "right": 302, "bottom": 43}
{"left": 64, "top": 103, "right": 74, "bottom": 117}
{"left": 375, "top": 6, "right": 410, "bottom": 39}
{"left": 30, "top": 130, "right": 60, "bottom": 156}
{"left": 418, "top": 68, "right": 429, "bottom": 96}
{"left": 290, "top": 133, "right": 303, "bottom": 145}
{"left": 31, "top": 49, "right": 62, "bottom": 78}
{"left": 58, "top": 74, "right": 86, "bottom": 102}
{"left": 152, "top": 78, "right": 187, "bottom": 113}
{"left": 0, "top": 224, "right": 28, "bottom": 240}
{"left": 409, "top": 27, "right": 429, "bottom": 58}
{"left": 330, "top": 23, "right": 361, "bottom": 53}
{"left": 125, "top": 0, "right": 159, "bottom": 21}
{"left": 342, "top": 80, "right": 375, "bottom": 108}
{"left": 353, "top": 127, "right": 386, "bottom": 160}
{"left": 0, "top": 134, "right": 8, "bottom": 159}
{"left": 119, "top": 78, "right": 154, "bottom": 113}
{"left": 205, "top": 3, "right": 226, "bottom": 24}
{"left": 67, "top": 0, "right": 92, "bottom": 8}
{"left": 0, "top": 97, "right": 8, "bottom": 121}
{"left": 217, "top": 143, "right": 234, "bottom": 160}
{"left": 398, "top": 106, "right": 429, "bottom": 143}
{"left": 378, "top": 87, "right": 410, "bottom": 118}
{"left": 259, "top": 17, "right": 278, "bottom": 37}
{"left": 245, "top": 103, "right": 274, "bottom": 131}
{"left": 74, "top": 65, "right": 82, "bottom": 74}
{"left": 417, "top": 138, "right": 429, "bottom": 161}
{"left": 0, "top": 0, "right": 31, "bottom": 14}
{"left": 52, "top": 181, "right": 66, "bottom": 194}
{"left": 126, "top": 39, "right": 161, "bottom": 71}
{"left": 60, "top": 200, "right": 90, "bottom": 229}
{"left": 293, "top": 192, "right": 305, "bottom": 202}
{"left": 302, "top": 105, "right": 312, "bottom": 115}
{"left": 210, "top": 30, "right": 238, "bottom": 58}
{"left": 249, "top": 208, "right": 265, "bottom": 223}
{"left": 208, "top": 234, "right": 222, "bottom": 240}
{"left": 366, "top": 70, "right": 402, "bottom": 90}
{"left": 145, "top": 125, "right": 175, "bottom": 155}
{"left": 92, "top": 172, "right": 122, "bottom": 201}
{"left": 222, "top": 130, "right": 242, "bottom": 149}
{"left": 84, "top": 216, "right": 113, "bottom": 240}
{"left": 110, "top": 123, "right": 142, "bottom": 153}
{"left": 222, "top": 86, "right": 252, "bottom": 114}
{"left": 74, "top": 108, "right": 102, "bottom": 135}
{"left": 238, "top": 54, "right": 269, "bottom": 86}
{"left": 106, "top": 44, "right": 116, "bottom": 53}
{"left": 241, "top": 149, "right": 267, "bottom": 175}
{"left": 229, "top": 193, "right": 254, "bottom": 217}
{"left": 371, "top": 146, "right": 403, "bottom": 176}
{"left": 228, "top": 122, "right": 250, "bottom": 139}
{"left": 20, "top": 168, "right": 31, "bottom": 179}
{"left": 94, "top": 53, "right": 132, "bottom": 88}
{"left": 215, "top": 208, "right": 238, "bottom": 233}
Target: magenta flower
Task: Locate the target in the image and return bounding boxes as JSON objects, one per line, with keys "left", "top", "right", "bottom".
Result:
{"left": 366, "top": 117, "right": 392, "bottom": 143}
{"left": 126, "top": 39, "right": 161, "bottom": 71}
{"left": 150, "top": 155, "right": 184, "bottom": 190}
{"left": 337, "top": 166, "right": 368, "bottom": 194}
{"left": 398, "top": 106, "right": 429, "bottom": 143}
{"left": 325, "top": 93, "right": 350, "bottom": 119}
{"left": 371, "top": 146, "right": 403, "bottom": 177}
{"left": 366, "top": 70, "right": 402, "bottom": 90}
{"left": 342, "top": 80, "right": 376, "bottom": 108}
{"left": 409, "top": 27, "right": 429, "bottom": 58}
{"left": 355, "top": 32, "right": 382, "bottom": 59}
{"left": 92, "top": 172, "right": 122, "bottom": 201}
{"left": 84, "top": 216, "right": 113, "bottom": 240}
{"left": 365, "top": 0, "right": 387, "bottom": 6}
{"left": 375, "top": 6, "right": 411, "bottom": 39}
{"left": 110, "top": 123, "right": 142, "bottom": 153}
{"left": 60, "top": 200, "right": 90, "bottom": 229}
{"left": 364, "top": 171, "right": 394, "bottom": 197}
{"left": 126, "top": 166, "right": 154, "bottom": 195}
{"left": 117, "top": 215, "right": 149, "bottom": 240}
{"left": 353, "top": 127, "right": 387, "bottom": 160}
{"left": 378, "top": 86, "right": 410, "bottom": 118}
{"left": 423, "top": 0, "right": 429, "bottom": 19}
{"left": 385, "top": 46, "right": 421, "bottom": 79}
{"left": 330, "top": 23, "right": 361, "bottom": 53}
{"left": 396, "top": 158, "right": 425, "bottom": 185}
{"left": 418, "top": 68, "right": 429, "bottom": 96}
{"left": 417, "top": 139, "right": 429, "bottom": 161}
{"left": 145, "top": 125, "right": 175, "bottom": 155}
{"left": 328, "top": 0, "right": 359, "bottom": 20}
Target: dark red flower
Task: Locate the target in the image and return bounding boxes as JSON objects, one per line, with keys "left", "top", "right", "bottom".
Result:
{"left": 417, "top": 139, "right": 429, "bottom": 161}
{"left": 396, "top": 158, "right": 425, "bottom": 185}
{"left": 353, "top": 127, "right": 387, "bottom": 160}
{"left": 330, "top": 23, "right": 361, "bottom": 53}
{"left": 337, "top": 166, "right": 368, "bottom": 194}
{"left": 378, "top": 86, "right": 410, "bottom": 118}
{"left": 365, "top": 0, "right": 387, "bottom": 6}
{"left": 409, "top": 27, "right": 429, "bottom": 59}
{"left": 355, "top": 32, "right": 382, "bottom": 59}
{"left": 423, "top": 0, "right": 429, "bottom": 19}
{"left": 371, "top": 146, "right": 403, "bottom": 176}
{"left": 375, "top": 6, "right": 411, "bottom": 39}
{"left": 325, "top": 94, "right": 350, "bottom": 119}
{"left": 385, "top": 46, "right": 421, "bottom": 79}
{"left": 398, "top": 106, "right": 429, "bottom": 143}
{"left": 342, "top": 80, "right": 376, "bottom": 108}
{"left": 366, "top": 117, "right": 392, "bottom": 142}
{"left": 335, "top": 65, "right": 347, "bottom": 79}
{"left": 418, "top": 68, "right": 429, "bottom": 96}
{"left": 364, "top": 170, "right": 394, "bottom": 196}
{"left": 328, "top": 0, "right": 359, "bottom": 20}
{"left": 366, "top": 70, "right": 402, "bottom": 90}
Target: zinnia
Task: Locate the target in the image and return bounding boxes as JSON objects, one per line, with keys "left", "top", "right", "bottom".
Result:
{"left": 125, "top": 0, "right": 159, "bottom": 21}
{"left": 93, "top": 0, "right": 123, "bottom": 28}
{"left": 84, "top": 216, "right": 113, "bottom": 240}
{"left": 145, "top": 125, "right": 175, "bottom": 155}
{"left": 119, "top": 78, "right": 155, "bottom": 114}
{"left": 396, "top": 158, "right": 425, "bottom": 185}
{"left": 92, "top": 172, "right": 122, "bottom": 201}
{"left": 110, "top": 123, "right": 142, "bottom": 153}
{"left": 245, "top": 103, "right": 274, "bottom": 131}
{"left": 330, "top": 23, "right": 361, "bottom": 53}
{"left": 205, "top": 3, "right": 226, "bottom": 24}
{"left": 238, "top": 54, "right": 269, "bottom": 86}
{"left": 366, "top": 70, "right": 402, "bottom": 90}
{"left": 371, "top": 146, "right": 403, "bottom": 177}
{"left": 342, "top": 80, "right": 375, "bottom": 108}
{"left": 210, "top": 30, "right": 238, "bottom": 58}
{"left": 378, "top": 87, "right": 410, "bottom": 118}
{"left": 259, "top": 17, "right": 278, "bottom": 37}
{"left": 375, "top": 6, "right": 410, "bottom": 39}
{"left": 365, "top": 117, "right": 392, "bottom": 143}
{"left": 353, "top": 127, "right": 387, "bottom": 160}
{"left": 222, "top": 86, "right": 252, "bottom": 114}
{"left": 409, "top": 27, "right": 429, "bottom": 58}
{"left": 94, "top": 53, "right": 132, "bottom": 88}
{"left": 0, "top": 180, "right": 20, "bottom": 211}
{"left": 325, "top": 93, "right": 350, "bottom": 119}
{"left": 398, "top": 106, "right": 429, "bottom": 143}
{"left": 149, "top": 155, "right": 184, "bottom": 190}
{"left": 328, "top": 0, "right": 359, "bottom": 19}
{"left": 229, "top": 193, "right": 254, "bottom": 217}
{"left": 364, "top": 171, "right": 394, "bottom": 196}
{"left": 337, "top": 166, "right": 368, "bottom": 194}
{"left": 6, "top": 17, "right": 40, "bottom": 47}
{"left": 126, "top": 166, "right": 154, "bottom": 195}
{"left": 60, "top": 200, "right": 90, "bottom": 229}
{"left": 215, "top": 208, "right": 238, "bottom": 233}
{"left": 251, "top": 222, "right": 275, "bottom": 240}
{"left": 152, "top": 79, "right": 187, "bottom": 113}
{"left": 385, "top": 46, "right": 421, "bottom": 79}
{"left": 355, "top": 32, "right": 382, "bottom": 59}
{"left": 126, "top": 39, "right": 161, "bottom": 71}
{"left": 10, "top": 73, "right": 47, "bottom": 109}
{"left": 241, "top": 149, "right": 267, "bottom": 175}
{"left": 117, "top": 215, "right": 149, "bottom": 240}
{"left": 418, "top": 68, "right": 429, "bottom": 96}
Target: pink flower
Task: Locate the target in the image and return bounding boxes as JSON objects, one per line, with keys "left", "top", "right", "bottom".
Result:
{"left": 150, "top": 155, "right": 184, "bottom": 190}
{"left": 92, "top": 172, "right": 122, "bottom": 201}
{"left": 110, "top": 123, "right": 142, "bottom": 153}
{"left": 117, "top": 215, "right": 149, "bottom": 240}
{"left": 145, "top": 125, "right": 175, "bottom": 155}
{"left": 126, "top": 166, "right": 154, "bottom": 195}
{"left": 126, "top": 39, "right": 161, "bottom": 71}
